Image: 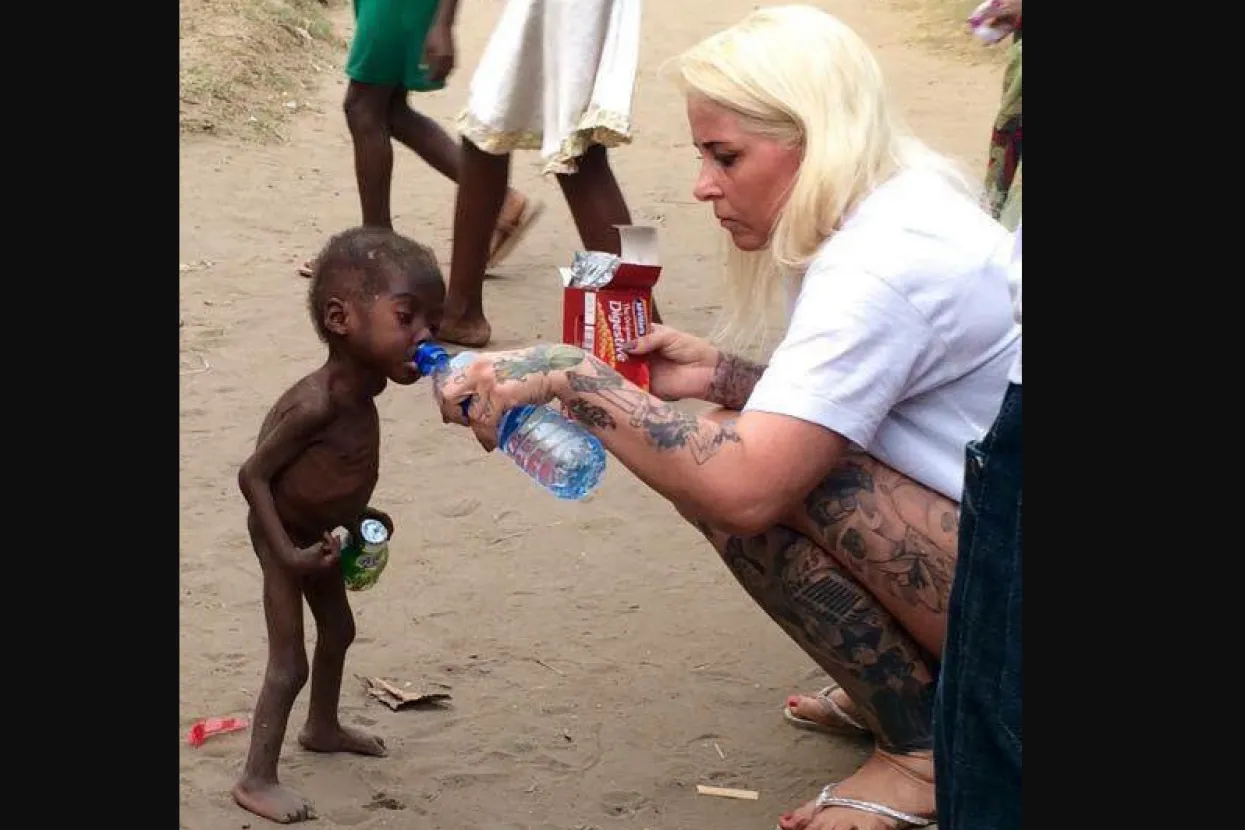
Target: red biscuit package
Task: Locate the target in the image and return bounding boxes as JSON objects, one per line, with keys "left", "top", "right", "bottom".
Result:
{"left": 561, "top": 225, "right": 662, "bottom": 390}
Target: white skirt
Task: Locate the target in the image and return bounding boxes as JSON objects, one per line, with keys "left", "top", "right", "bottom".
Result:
{"left": 457, "top": 0, "right": 641, "bottom": 175}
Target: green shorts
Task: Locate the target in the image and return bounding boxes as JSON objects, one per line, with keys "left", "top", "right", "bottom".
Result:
{"left": 346, "top": 0, "right": 443, "bottom": 92}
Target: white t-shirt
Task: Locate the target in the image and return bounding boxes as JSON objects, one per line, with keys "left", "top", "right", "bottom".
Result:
{"left": 1007, "top": 223, "right": 1022, "bottom": 385}
{"left": 744, "top": 169, "right": 1021, "bottom": 502}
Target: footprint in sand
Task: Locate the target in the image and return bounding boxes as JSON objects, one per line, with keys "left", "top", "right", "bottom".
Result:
{"left": 600, "top": 790, "right": 649, "bottom": 817}
{"left": 363, "top": 791, "right": 406, "bottom": 811}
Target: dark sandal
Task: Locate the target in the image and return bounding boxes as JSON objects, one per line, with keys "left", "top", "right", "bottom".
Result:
{"left": 486, "top": 195, "right": 544, "bottom": 269}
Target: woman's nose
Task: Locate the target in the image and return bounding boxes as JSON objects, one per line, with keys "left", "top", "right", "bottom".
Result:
{"left": 692, "top": 165, "right": 720, "bottom": 202}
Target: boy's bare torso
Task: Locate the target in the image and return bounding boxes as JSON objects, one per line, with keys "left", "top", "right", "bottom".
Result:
{"left": 256, "top": 372, "right": 381, "bottom": 546}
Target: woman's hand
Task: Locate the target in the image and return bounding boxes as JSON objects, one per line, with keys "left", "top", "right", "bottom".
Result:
{"left": 622, "top": 325, "right": 720, "bottom": 402}
{"left": 437, "top": 344, "right": 586, "bottom": 450}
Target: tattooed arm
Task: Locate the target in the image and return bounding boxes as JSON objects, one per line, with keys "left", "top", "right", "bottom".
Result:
{"left": 438, "top": 343, "right": 848, "bottom": 534}
{"left": 705, "top": 352, "right": 766, "bottom": 410}
{"left": 622, "top": 324, "right": 766, "bottom": 408}
{"left": 553, "top": 353, "right": 847, "bottom": 535}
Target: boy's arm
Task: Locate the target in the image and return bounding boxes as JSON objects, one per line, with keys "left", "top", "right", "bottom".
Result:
{"left": 238, "top": 393, "right": 336, "bottom": 570}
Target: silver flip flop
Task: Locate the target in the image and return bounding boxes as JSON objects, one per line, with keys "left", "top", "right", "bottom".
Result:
{"left": 781, "top": 682, "right": 869, "bottom": 735}
{"left": 773, "top": 782, "right": 935, "bottom": 829}
{"left": 814, "top": 783, "right": 934, "bottom": 827}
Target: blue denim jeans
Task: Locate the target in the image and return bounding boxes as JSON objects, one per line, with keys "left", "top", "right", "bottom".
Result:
{"left": 934, "top": 382, "right": 1022, "bottom": 830}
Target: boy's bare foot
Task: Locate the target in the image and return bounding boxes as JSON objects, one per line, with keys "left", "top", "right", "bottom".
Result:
{"left": 233, "top": 778, "right": 316, "bottom": 824}
{"left": 298, "top": 723, "right": 387, "bottom": 756}
{"left": 777, "top": 750, "right": 935, "bottom": 830}
{"left": 436, "top": 314, "right": 492, "bottom": 348}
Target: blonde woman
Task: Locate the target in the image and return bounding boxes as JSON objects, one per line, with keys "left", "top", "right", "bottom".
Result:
{"left": 433, "top": 7, "right": 1018, "bottom": 829}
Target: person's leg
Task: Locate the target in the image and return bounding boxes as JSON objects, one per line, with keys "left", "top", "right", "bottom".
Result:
{"left": 783, "top": 450, "right": 958, "bottom": 736}
{"left": 684, "top": 414, "right": 956, "bottom": 828}
{"left": 556, "top": 144, "right": 631, "bottom": 254}
{"left": 386, "top": 91, "right": 536, "bottom": 268}
{"left": 297, "top": 0, "right": 406, "bottom": 276}
{"left": 691, "top": 521, "right": 938, "bottom": 830}
{"left": 556, "top": 144, "right": 662, "bottom": 323}
{"left": 344, "top": 80, "right": 400, "bottom": 229}
{"left": 386, "top": 91, "right": 462, "bottom": 182}
{"left": 935, "top": 384, "right": 1022, "bottom": 830}
{"left": 440, "top": 139, "right": 511, "bottom": 347}
{"left": 233, "top": 527, "right": 315, "bottom": 824}
{"left": 298, "top": 570, "right": 386, "bottom": 756}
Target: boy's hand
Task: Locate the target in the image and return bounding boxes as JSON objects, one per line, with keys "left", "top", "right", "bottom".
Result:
{"left": 363, "top": 507, "right": 395, "bottom": 539}
{"left": 286, "top": 532, "right": 342, "bottom": 573}
{"left": 422, "top": 22, "right": 455, "bottom": 83}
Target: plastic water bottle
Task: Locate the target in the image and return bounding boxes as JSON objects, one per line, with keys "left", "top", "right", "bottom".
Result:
{"left": 412, "top": 342, "right": 608, "bottom": 501}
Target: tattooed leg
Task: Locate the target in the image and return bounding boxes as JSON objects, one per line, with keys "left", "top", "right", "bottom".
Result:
{"left": 694, "top": 519, "right": 936, "bottom": 751}
{"left": 790, "top": 450, "right": 958, "bottom": 657}
{"left": 691, "top": 520, "right": 938, "bottom": 828}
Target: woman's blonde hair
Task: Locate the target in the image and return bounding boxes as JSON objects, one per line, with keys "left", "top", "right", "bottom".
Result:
{"left": 672, "top": 5, "right": 976, "bottom": 348}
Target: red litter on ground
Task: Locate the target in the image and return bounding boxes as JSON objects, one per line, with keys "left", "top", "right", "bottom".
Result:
{"left": 187, "top": 717, "right": 248, "bottom": 747}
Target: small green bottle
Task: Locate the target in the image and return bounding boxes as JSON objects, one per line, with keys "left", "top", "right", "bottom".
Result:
{"left": 335, "top": 518, "right": 390, "bottom": 592}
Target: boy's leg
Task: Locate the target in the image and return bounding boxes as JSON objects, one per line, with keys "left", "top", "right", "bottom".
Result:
{"left": 298, "top": 571, "right": 386, "bottom": 756}
{"left": 556, "top": 145, "right": 662, "bottom": 324}
{"left": 440, "top": 139, "right": 511, "bottom": 347}
{"left": 233, "top": 534, "right": 316, "bottom": 823}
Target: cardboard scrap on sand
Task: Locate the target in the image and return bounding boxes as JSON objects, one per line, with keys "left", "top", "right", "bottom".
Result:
{"left": 357, "top": 675, "right": 452, "bottom": 712}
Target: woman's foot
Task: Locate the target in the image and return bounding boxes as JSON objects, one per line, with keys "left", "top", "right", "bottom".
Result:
{"left": 785, "top": 683, "right": 871, "bottom": 735}
{"left": 297, "top": 722, "right": 387, "bottom": 756}
{"left": 777, "top": 750, "right": 935, "bottom": 830}
{"left": 233, "top": 777, "right": 316, "bottom": 824}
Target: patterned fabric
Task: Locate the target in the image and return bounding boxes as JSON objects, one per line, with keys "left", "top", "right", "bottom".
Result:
{"left": 984, "top": 34, "right": 1022, "bottom": 228}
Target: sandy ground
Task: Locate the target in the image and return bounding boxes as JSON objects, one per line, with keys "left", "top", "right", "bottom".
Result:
{"left": 179, "top": 1, "right": 1003, "bottom": 827}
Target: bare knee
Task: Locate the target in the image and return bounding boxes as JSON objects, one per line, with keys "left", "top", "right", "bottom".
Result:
{"left": 267, "top": 649, "right": 310, "bottom": 697}
{"left": 387, "top": 92, "right": 418, "bottom": 121}
{"left": 317, "top": 612, "right": 356, "bottom": 653}
{"left": 344, "top": 86, "right": 389, "bottom": 136}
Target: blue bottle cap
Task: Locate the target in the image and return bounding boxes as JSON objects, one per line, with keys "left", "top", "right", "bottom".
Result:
{"left": 412, "top": 341, "right": 450, "bottom": 375}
